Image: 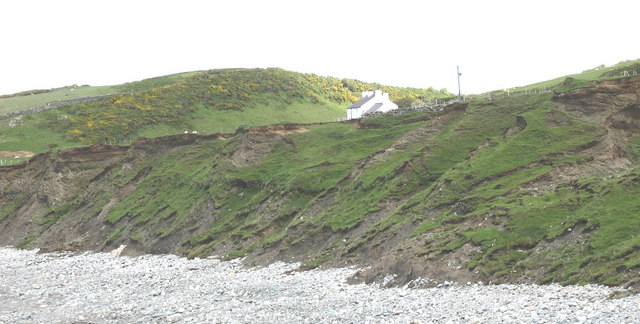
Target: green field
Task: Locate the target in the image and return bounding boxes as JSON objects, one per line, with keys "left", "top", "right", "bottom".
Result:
{"left": 0, "top": 71, "right": 202, "bottom": 115}
{"left": 511, "top": 59, "right": 640, "bottom": 92}
{"left": 0, "top": 85, "right": 114, "bottom": 115}
{"left": 0, "top": 68, "right": 452, "bottom": 157}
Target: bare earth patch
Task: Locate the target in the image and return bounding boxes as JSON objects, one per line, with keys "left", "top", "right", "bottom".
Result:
{"left": 0, "top": 151, "right": 34, "bottom": 158}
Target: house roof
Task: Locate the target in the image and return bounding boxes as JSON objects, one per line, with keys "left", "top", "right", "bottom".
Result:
{"left": 366, "top": 103, "right": 384, "bottom": 114}
{"left": 347, "top": 94, "right": 374, "bottom": 109}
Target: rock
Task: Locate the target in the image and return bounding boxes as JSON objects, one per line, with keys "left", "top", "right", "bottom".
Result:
{"left": 0, "top": 247, "right": 638, "bottom": 323}
{"left": 167, "top": 313, "right": 183, "bottom": 322}
{"left": 110, "top": 244, "right": 127, "bottom": 257}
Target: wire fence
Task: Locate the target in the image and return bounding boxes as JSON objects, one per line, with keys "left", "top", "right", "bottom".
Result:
{"left": 601, "top": 69, "right": 640, "bottom": 78}
{"left": 621, "top": 70, "right": 639, "bottom": 77}
{"left": 0, "top": 157, "right": 30, "bottom": 166}
{"left": 466, "top": 69, "right": 640, "bottom": 101}
{"left": 0, "top": 95, "right": 113, "bottom": 120}
{"left": 471, "top": 85, "right": 561, "bottom": 101}
{"left": 101, "top": 139, "right": 133, "bottom": 146}
{"left": 3, "top": 71, "right": 640, "bottom": 166}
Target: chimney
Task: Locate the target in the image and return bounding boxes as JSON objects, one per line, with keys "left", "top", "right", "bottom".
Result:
{"left": 374, "top": 89, "right": 382, "bottom": 97}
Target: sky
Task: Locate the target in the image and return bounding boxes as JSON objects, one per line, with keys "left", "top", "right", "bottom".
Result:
{"left": 1, "top": 0, "right": 638, "bottom": 96}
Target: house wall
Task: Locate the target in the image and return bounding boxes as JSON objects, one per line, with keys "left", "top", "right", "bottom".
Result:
{"left": 348, "top": 107, "right": 364, "bottom": 119}
{"left": 347, "top": 90, "right": 398, "bottom": 120}
{"left": 377, "top": 93, "right": 399, "bottom": 113}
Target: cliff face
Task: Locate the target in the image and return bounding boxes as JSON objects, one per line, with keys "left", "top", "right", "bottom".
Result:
{"left": 2, "top": 76, "right": 640, "bottom": 288}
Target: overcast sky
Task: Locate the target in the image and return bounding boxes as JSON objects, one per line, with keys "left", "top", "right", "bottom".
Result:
{"left": 1, "top": 0, "right": 638, "bottom": 96}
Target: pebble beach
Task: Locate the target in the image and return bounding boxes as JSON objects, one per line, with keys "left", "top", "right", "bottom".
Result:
{"left": 1, "top": 247, "right": 638, "bottom": 323}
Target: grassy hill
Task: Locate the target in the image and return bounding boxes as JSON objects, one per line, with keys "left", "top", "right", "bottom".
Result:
{"left": 2, "top": 69, "right": 640, "bottom": 288}
{"left": 0, "top": 68, "right": 452, "bottom": 156}
{"left": 492, "top": 59, "right": 640, "bottom": 93}
{"left": 0, "top": 85, "right": 113, "bottom": 115}
{"left": 0, "top": 72, "right": 201, "bottom": 116}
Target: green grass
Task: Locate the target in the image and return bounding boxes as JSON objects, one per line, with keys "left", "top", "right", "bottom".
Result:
{"left": 103, "top": 112, "right": 433, "bottom": 258}
{"left": 1, "top": 68, "right": 451, "bottom": 155}
{"left": 106, "top": 140, "right": 223, "bottom": 227}
{"left": 36, "top": 203, "right": 74, "bottom": 230}
{"left": 0, "top": 85, "right": 115, "bottom": 115}
{"left": 138, "top": 97, "right": 345, "bottom": 137}
{"left": 0, "top": 71, "right": 201, "bottom": 115}
{"left": 104, "top": 226, "right": 126, "bottom": 246}
{"left": 301, "top": 252, "right": 333, "bottom": 269}
{"left": 321, "top": 88, "right": 638, "bottom": 285}
{"left": 511, "top": 59, "right": 640, "bottom": 92}
{"left": 0, "top": 194, "right": 25, "bottom": 221}
{"left": 0, "top": 109, "right": 82, "bottom": 153}
{"left": 383, "top": 91, "right": 640, "bottom": 285}
{"left": 3, "top": 63, "right": 640, "bottom": 287}
{"left": 111, "top": 71, "right": 203, "bottom": 94}
{"left": 15, "top": 235, "right": 38, "bottom": 249}
{"left": 62, "top": 68, "right": 449, "bottom": 144}
{"left": 0, "top": 157, "right": 32, "bottom": 166}
{"left": 215, "top": 119, "right": 427, "bottom": 234}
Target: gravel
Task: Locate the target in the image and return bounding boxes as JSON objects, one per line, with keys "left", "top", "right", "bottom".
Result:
{"left": 1, "top": 247, "right": 639, "bottom": 323}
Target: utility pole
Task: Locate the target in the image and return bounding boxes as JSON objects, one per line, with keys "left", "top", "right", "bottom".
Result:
{"left": 457, "top": 66, "right": 462, "bottom": 101}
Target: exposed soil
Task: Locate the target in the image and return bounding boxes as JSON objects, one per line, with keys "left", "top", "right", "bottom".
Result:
{"left": 551, "top": 76, "right": 640, "bottom": 174}
{"left": 2, "top": 77, "right": 640, "bottom": 288}
{"left": 0, "top": 151, "right": 34, "bottom": 158}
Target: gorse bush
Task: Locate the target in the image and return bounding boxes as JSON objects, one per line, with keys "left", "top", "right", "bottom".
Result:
{"left": 63, "top": 68, "right": 451, "bottom": 144}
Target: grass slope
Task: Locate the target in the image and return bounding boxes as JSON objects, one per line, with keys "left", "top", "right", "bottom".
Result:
{"left": 512, "top": 58, "right": 640, "bottom": 91}
{"left": 0, "top": 68, "right": 452, "bottom": 156}
{"left": 0, "top": 85, "right": 113, "bottom": 115}
{"left": 4, "top": 74, "right": 640, "bottom": 288}
{"left": 3, "top": 65, "right": 640, "bottom": 288}
{"left": 0, "top": 72, "right": 200, "bottom": 115}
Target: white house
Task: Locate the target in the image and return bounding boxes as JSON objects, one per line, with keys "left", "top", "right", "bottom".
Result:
{"left": 346, "top": 90, "right": 398, "bottom": 120}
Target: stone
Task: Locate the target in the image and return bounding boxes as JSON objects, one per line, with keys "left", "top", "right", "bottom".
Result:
{"left": 110, "top": 245, "right": 127, "bottom": 257}
{"left": 0, "top": 247, "right": 638, "bottom": 323}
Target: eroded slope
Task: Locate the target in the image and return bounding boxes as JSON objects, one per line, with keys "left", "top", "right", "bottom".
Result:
{"left": 2, "top": 76, "right": 640, "bottom": 288}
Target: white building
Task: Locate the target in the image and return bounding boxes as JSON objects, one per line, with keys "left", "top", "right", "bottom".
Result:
{"left": 346, "top": 90, "right": 398, "bottom": 120}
